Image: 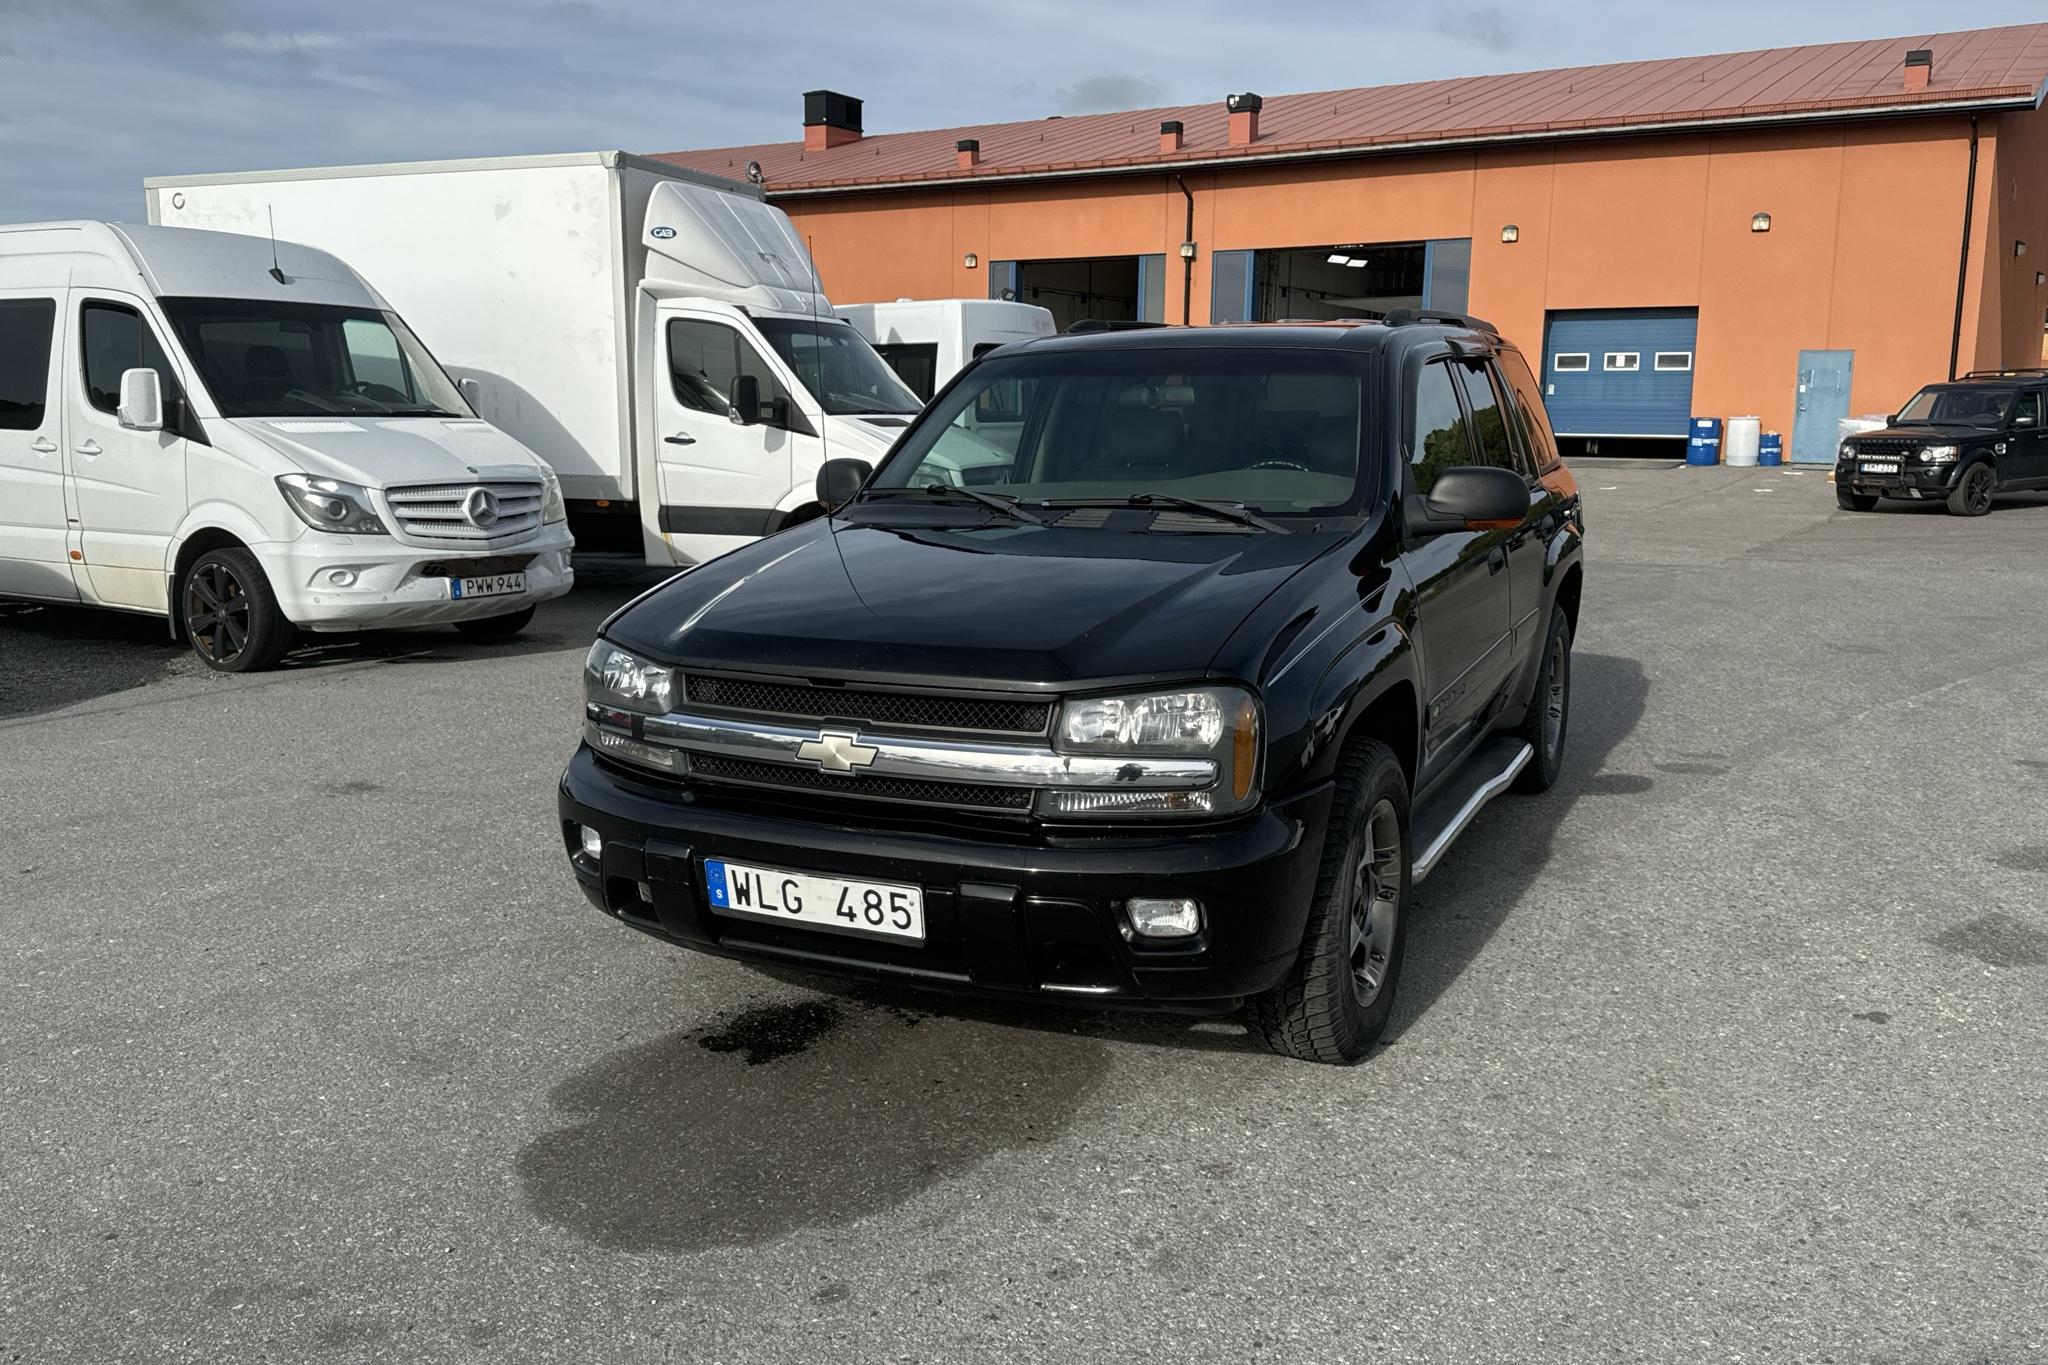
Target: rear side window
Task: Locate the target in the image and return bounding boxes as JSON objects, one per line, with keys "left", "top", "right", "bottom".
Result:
{"left": 1410, "top": 359, "right": 1473, "bottom": 495}
{"left": 1452, "top": 360, "right": 1520, "bottom": 474}
{"left": 81, "top": 301, "right": 184, "bottom": 415}
{"left": 0, "top": 298, "right": 56, "bottom": 431}
{"left": 874, "top": 342, "right": 938, "bottom": 402}
{"left": 1494, "top": 350, "right": 1560, "bottom": 470}
{"left": 667, "top": 317, "right": 792, "bottom": 420}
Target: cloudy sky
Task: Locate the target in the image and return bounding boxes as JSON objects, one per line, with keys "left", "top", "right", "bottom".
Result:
{"left": 2, "top": 0, "right": 2040, "bottom": 222}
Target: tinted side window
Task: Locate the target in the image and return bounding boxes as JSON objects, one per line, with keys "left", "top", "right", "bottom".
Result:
{"left": 2013, "top": 390, "right": 2042, "bottom": 427}
{"left": 874, "top": 342, "right": 938, "bottom": 402}
{"left": 0, "top": 298, "right": 56, "bottom": 432}
{"left": 666, "top": 318, "right": 791, "bottom": 422}
{"left": 1454, "top": 361, "right": 1519, "bottom": 474}
{"left": 81, "top": 302, "right": 183, "bottom": 415}
{"left": 1411, "top": 360, "right": 1473, "bottom": 495}
{"left": 1494, "top": 349, "right": 1560, "bottom": 469}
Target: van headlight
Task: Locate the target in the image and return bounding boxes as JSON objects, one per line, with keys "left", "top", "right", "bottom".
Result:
{"left": 1044, "top": 685, "right": 1260, "bottom": 818}
{"left": 540, "top": 468, "right": 567, "bottom": 524}
{"left": 584, "top": 640, "right": 677, "bottom": 715}
{"left": 276, "top": 474, "right": 388, "bottom": 535}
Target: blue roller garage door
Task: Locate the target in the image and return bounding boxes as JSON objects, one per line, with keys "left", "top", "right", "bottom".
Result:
{"left": 1541, "top": 308, "right": 1699, "bottom": 438}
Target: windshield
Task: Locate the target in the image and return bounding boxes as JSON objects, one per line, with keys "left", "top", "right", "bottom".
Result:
{"left": 159, "top": 297, "right": 472, "bottom": 420}
{"left": 870, "top": 347, "right": 1367, "bottom": 517}
{"left": 1895, "top": 385, "right": 2015, "bottom": 427}
{"left": 753, "top": 318, "right": 920, "bottom": 416}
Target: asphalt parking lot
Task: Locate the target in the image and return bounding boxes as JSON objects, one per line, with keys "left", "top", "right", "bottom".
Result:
{"left": 4, "top": 466, "right": 2045, "bottom": 1364}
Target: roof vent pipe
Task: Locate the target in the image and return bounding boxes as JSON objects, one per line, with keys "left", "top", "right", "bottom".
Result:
{"left": 1159, "top": 120, "right": 1184, "bottom": 154}
{"left": 1226, "top": 92, "right": 1262, "bottom": 146}
{"left": 1904, "top": 49, "right": 1933, "bottom": 92}
{"left": 955, "top": 138, "right": 981, "bottom": 169}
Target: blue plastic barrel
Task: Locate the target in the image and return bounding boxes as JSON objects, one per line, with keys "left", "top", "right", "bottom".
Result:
{"left": 1686, "top": 417, "right": 1722, "bottom": 466}
{"left": 1758, "top": 432, "right": 1784, "bottom": 466}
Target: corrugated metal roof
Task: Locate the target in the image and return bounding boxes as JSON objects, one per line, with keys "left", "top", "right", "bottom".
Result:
{"left": 653, "top": 23, "right": 2048, "bottom": 195}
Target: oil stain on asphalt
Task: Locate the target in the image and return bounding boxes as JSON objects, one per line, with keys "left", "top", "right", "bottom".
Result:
{"left": 1929, "top": 912, "right": 2048, "bottom": 968}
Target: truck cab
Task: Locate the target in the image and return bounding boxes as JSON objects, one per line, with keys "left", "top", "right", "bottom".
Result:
{"left": 558, "top": 313, "right": 1585, "bottom": 1065}
{"left": 1835, "top": 369, "right": 2048, "bottom": 516}
{"left": 0, "top": 221, "right": 573, "bottom": 670}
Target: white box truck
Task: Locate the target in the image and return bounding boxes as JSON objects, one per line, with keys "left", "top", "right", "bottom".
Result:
{"left": 836, "top": 298, "right": 1055, "bottom": 400}
{"left": 147, "top": 152, "right": 921, "bottom": 567}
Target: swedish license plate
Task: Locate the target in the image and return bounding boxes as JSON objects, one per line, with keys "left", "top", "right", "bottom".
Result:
{"left": 449, "top": 571, "right": 526, "bottom": 600}
{"left": 704, "top": 858, "right": 925, "bottom": 942}
{"left": 1860, "top": 461, "right": 1899, "bottom": 475}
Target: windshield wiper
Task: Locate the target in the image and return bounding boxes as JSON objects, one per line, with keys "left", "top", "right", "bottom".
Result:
{"left": 860, "top": 484, "right": 1047, "bottom": 525}
{"left": 1042, "top": 493, "right": 1287, "bottom": 533}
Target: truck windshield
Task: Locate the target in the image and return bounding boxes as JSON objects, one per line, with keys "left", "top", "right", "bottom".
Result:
{"left": 1896, "top": 385, "right": 2015, "bottom": 426}
{"left": 753, "top": 318, "right": 920, "bottom": 417}
{"left": 158, "top": 298, "right": 472, "bottom": 420}
{"left": 868, "top": 347, "right": 1367, "bottom": 517}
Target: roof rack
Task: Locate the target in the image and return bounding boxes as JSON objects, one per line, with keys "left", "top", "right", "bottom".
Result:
{"left": 1960, "top": 367, "right": 2048, "bottom": 379}
{"left": 1064, "top": 318, "right": 1170, "bottom": 334}
{"left": 1378, "top": 307, "right": 1500, "bottom": 335}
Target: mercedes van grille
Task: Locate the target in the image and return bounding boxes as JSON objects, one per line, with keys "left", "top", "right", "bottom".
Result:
{"left": 384, "top": 481, "right": 544, "bottom": 545}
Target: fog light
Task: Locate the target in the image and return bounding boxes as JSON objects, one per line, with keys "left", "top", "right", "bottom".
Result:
{"left": 1126, "top": 897, "right": 1202, "bottom": 939}
{"left": 325, "top": 569, "right": 357, "bottom": 587}
{"left": 579, "top": 825, "right": 603, "bottom": 859}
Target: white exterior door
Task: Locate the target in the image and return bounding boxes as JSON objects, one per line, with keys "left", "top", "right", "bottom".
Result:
{"left": 0, "top": 290, "right": 75, "bottom": 601}
{"left": 653, "top": 307, "right": 802, "bottom": 565}
{"left": 66, "top": 293, "right": 190, "bottom": 612}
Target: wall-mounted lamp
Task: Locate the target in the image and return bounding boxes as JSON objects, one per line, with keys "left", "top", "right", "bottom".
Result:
{"left": 1178, "top": 241, "right": 1197, "bottom": 261}
{"left": 1500, "top": 224, "right": 1519, "bottom": 243}
{"left": 2017, "top": 240, "right": 2030, "bottom": 258}
{"left": 963, "top": 252, "right": 978, "bottom": 269}
{"left": 1751, "top": 212, "right": 1772, "bottom": 233}
{"left": 2036, "top": 271, "right": 2045, "bottom": 286}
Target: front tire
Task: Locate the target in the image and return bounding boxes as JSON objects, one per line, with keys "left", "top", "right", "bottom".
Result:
{"left": 454, "top": 605, "right": 537, "bottom": 638}
{"left": 1946, "top": 463, "right": 1996, "bottom": 517}
{"left": 1511, "top": 604, "right": 1572, "bottom": 793}
{"left": 1836, "top": 490, "right": 1878, "bottom": 512}
{"left": 180, "top": 547, "right": 293, "bottom": 673}
{"left": 1250, "top": 739, "right": 1410, "bottom": 1065}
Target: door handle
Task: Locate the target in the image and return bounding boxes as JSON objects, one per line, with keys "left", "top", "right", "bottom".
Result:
{"left": 663, "top": 432, "right": 696, "bottom": 446}
{"left": 74, "top": 439, "right": 102, "bottom": 457}
{"left": 30, "top": 437, "right": 57, "bottom": 454}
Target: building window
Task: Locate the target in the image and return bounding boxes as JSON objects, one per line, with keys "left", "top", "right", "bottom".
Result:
{"left": 1603, "top": 352, "right": 1641, "bottom": 372}
{"left": 1653, "top": 351, "right": 1693, "bottom": 372}
{"left": 1552, "top": 353, "right": 1589, "bottom": 373}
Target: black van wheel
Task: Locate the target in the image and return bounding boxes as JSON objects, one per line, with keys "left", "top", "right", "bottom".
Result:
{"left": 181, "top": 547, "right": 292, "bottom": 673}
{"left": 1836, "top": 490, "right": 1878, "bottom": 511}
{"left": 1511, "top": 605, "right": 1571, "bottom": 793}
{"left": 454, "top": 606, "right": 537, "bottom": 639}
{"left": 1250, "top": 738, "right": 1410, "bottom": 1066}
{"left": 1946, "top": 463, "right": 1996, "bottom": 517}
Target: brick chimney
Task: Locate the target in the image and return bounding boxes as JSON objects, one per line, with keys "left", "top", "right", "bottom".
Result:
{"left": 803, "top": 89, "right": 862, "bottom": 151}
{"left": 1159, "top": 119, "right": 1184, "bottom": 154}
{"left": 956, "top": 138, "right": 981, "bottom": 170}
{"left": 1903, "top": 49, "right": 1933, "bottom": 92}
{"left": 1226, "top": 92, "right": 1262, "bottom": 146}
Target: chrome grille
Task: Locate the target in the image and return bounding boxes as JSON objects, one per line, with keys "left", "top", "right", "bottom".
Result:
{"left": 384, "top": 480, "right": 543, "bottom": 544}
{"left": 684, "top": 674, "right": 1051, "bottom": 735}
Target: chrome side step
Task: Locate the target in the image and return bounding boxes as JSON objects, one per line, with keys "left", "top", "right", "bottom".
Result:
{"left": 1410, "top": 737, "right": 1533, "bottom": 882}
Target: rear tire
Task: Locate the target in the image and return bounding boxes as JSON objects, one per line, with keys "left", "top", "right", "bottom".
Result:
{"left": 454, "top": 605, "right": 536, "bottom": 638}
{"left": 1511, "top": 604, "right": 1571, "bottom": 793}
{"left": 180, "top": 547, "right": 292, "bottom": 673}
{"left": 1946, "top": 463, "right": 1996, "bottom": 517}
{"left": 1250, "top": 739, "right": 1410, "bottom": 1065}
{"left": 1836, "top": 490, "right": 1878, "bottom": 512}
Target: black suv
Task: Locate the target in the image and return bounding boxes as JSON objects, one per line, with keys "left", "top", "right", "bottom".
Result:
{"left": 559, "top": 313, "right": 1585, "bottom": 1065}
{"left": 1836, "top": 369, "right": 2048, "bottom": 516}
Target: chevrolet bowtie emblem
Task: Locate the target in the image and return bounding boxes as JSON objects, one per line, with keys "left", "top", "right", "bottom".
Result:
{"left": 796, "top": 729, "right": 879, "bottom": 773}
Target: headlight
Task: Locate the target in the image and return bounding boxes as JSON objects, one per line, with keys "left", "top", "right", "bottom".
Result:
{"left": 584, "top": 639, "right": 676, "bottom": 715}
{"left": 276, "top": 474, "right": 388, "bottom": 535}
{"left": 1046, "top": 685, "right": 1259, "bottom": 819}
{"left": 1920, "top": 445, "right": 1960, "bottom": 464}
{"left": 1838, "top": 442, "right": 1855, "bottom": 461}
{"left": 540, "top": 468, "right": 567, "bottom": 524}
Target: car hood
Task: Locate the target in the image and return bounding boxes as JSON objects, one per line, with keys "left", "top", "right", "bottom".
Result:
{"left": 227, "top": 416, "right": 548, "bottom": 488}
{"left": 606, "top": 514, "right": 1343, "bottom": 686}
{"left": 1854, "top": 424, "right": 1998, "bottom": 445}
{"left": 825, "top": 413, "right": 913, "bottom": 461}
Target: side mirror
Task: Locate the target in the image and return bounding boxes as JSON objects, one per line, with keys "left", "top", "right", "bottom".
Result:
{"left": 815, "top": 457, "right": 873, "bottom": 510}
{"left": 117, "top": 367, "right": 163, "bottom": 432}
{"left": 1405, "top": 465, "right": 1528, "bottom": 537}
{"left": 727, "top": 374, "right": 761, "bottom": 426}
{"left": 2015, "top": 412, "right": 2038, "bottom": 428}
{"left": 458, "top": 376, "right": 483, "bottom": 409}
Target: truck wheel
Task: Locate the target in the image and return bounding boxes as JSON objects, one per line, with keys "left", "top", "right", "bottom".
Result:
{"left": 1511, "top": 605, "right": 1571, "bottom": 793}
{"left": 454, "top": 605, "right": 537, "bottom": 639}
{"left": 180, "top": 547, "right": 293, "bottom": 673}
{"left": 1945, "top": 463, "right": 1996, "bottom": 517}
{"left": 1836, "top": 490, "right": 1878, "bottom": 511}
{"left": 1250, "top": 738, "right": 1409, "bottom": 1065}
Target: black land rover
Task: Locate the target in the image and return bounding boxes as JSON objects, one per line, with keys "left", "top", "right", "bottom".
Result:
{"left": 1836, "top": 369, "right": 2048, "bottom": 516}
{"left": 559, "top": 314, "right": 1585, "bottom": 1065}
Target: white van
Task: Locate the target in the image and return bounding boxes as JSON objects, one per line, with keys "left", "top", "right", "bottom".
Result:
{"left": 149, "top": 153, "right": 920, "bottom": 568}
{"left": 836, "top": 298, "right": 1055, "bottom": 401}
{"left": 0, "top": 221, "right": 573, "bottom": 671}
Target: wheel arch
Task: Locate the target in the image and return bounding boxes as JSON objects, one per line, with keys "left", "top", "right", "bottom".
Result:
{"left": 166, "top": 526, "right": 255, "bottom": 639}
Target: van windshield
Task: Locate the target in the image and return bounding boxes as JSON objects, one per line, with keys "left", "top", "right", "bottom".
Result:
{"left": 159, "top": 298, "right": 472, "bottom": 420}
{"left": 868, "top": 347, "right": 1367, "bottom": 517}
{"left": 753, "top": 318, "right": 920, "bottom": 417}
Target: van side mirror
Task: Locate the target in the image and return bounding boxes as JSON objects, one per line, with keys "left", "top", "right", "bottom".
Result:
{"left": 727, "top": 374, "right": 761, "bottom": 426}
{"left": 458, "top": 376, "right": 483, "bottom": 409}
{"left": 117, "top": 368, "right": 164, "bottom": 432}
{"left": 816, "top": 457, "right": 873, "bottom": 510}
{"left": 1404, "top": 465, "right": 1528, "bottom": 537}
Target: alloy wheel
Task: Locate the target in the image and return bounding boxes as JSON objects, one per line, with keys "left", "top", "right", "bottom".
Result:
{"left": 1543, "top": 634, "right": 1569, "bottom": 757}
{"left": 1347, "top": 798, "right": 1404, "bottom": 1007}
{"left": 1967, "top": 467, "right": 1995, "bottom": 515}
{"left": 185, "top": 561, "right": 251, "bottom": 666}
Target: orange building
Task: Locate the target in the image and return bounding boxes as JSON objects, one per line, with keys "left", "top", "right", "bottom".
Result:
{"left": 659, "top": 25, "right": 2048, "bottom": 461}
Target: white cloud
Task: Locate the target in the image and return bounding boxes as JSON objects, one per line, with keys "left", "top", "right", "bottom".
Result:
{"left": 219, "top": 30, "right": 345, "bottom": 53}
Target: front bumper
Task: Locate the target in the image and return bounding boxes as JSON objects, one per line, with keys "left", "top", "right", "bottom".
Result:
{"left": 260, "top": 524, "right": 575, "bottom": 630}
{"left": 1836, "top": 460, "right": 1960, "bottom": 499}
{"left": 556, "top": 745, "right": 1332, "bottom": 1009}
